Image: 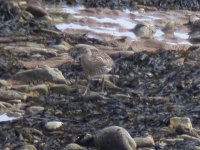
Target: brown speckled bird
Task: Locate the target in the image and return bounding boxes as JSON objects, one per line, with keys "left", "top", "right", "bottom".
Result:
{"left": 75, "top": 44, "right": 114, "bottom": 95}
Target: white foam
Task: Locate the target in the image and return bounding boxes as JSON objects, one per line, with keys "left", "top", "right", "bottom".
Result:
{"left": 178, "top": 41, "right": 192, "bottom": 45}
{"left": 62, "top": 5, "right": 85, "bottom": 14}
{"left": 174, "top": 32, "right": 189, "bottom": 40}
{"left": 74, "top": 16, "right": 136, "bottom": 29}
{"left": 56, "top": 23, "right": 136, "bottom": 39}
{"left": 147, "top": 15, "right": 161, "bottom": 20}
{"left": 0, "top": 114, "right": 18, "bottom": 122}
{"left": 154, "top": 29, "right": 165, "bottom": 37}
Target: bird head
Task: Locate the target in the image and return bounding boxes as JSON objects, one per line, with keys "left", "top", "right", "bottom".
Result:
{"left": 71, "top": 44, "right": 94, "bottom": 63}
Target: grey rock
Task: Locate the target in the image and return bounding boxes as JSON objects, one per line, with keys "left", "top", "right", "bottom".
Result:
{"left": 78, "top": 126, "right": 136, "bottom": 150}
{"left": 26, "top": 106, "right": 45, "bottom": 115}
{"left": 65, "top": 143, "right": 86, "bottom": 150}
{"left": 132, "top": 22, "right": 156, "bottom": 38}
{"left": 15, "top": 144, "right": 37, "bottom": 150}
{"left": 0, "top": 89, "right": 27, "bottom": 101}
{"left": 170, "top": 117, "right": 193, "bottom": 130}
{"left": 134, "top": 136, "right": 155, "bottom": 148}
{"left": 12, "top": 66, "right": 67, "bottom": 84}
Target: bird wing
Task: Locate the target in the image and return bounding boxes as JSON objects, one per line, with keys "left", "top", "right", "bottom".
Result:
{"left": 88, "top": 48, "right": 114, "bottom": 68}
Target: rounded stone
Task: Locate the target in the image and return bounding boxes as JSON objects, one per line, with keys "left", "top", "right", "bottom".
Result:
{"left": 170, "top": 117, "right": 192, "bottom": 130}
{"left": 16, "top": 144, "right": 37, "bottom": 150}
{"left": 26, "top": 106, "right": 45, "bottom": 115}
{"left": 45, "top": 121, "right": 63, "bottom": 131}
{"left": 65, "top": 143, "right": 86, "bottom": 150}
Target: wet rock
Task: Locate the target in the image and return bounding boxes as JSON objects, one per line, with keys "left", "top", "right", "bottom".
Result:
{"left": 77, "top": 126, "right": 137, "bottom": 150}
{"left": 131, "top": 22, "right": 155, "bottom": 38}
{"left": 26, "top": 106, "right": 45, "bottom": 115}
{"left": 3, "top": 46, "right": 57, "bottom": 57}
{"left": 189, "top": 31, "right": 200, "bottom": 42}
{"left": 15, "top": 144, "right": 37, "bottom": 150}
{"left": 50, "top": 84, "right": 75, "bottom": 95}
{"left": 20, "top": 55, "right": 73, "bottom": 69}
{"left": 0, "top": 89, "right": 27, "bottom": 101}
{"left": 45, "top": 121, "right": 64, "bottom": 131}
{"left": 170, "top": 117, "right": 193, "bottom": 130}
{"left": 12, "top": 66, "right": 67, "bottom": 84}
{"left": 29, "top": 84, "right": 49, "bottom": 95}
{"left": 26, "top": 5, "right": 47, "bottom": 18}
{"left": 65, "top": 143, "right": 86, "bottom": 150}
{"left": 134, "top": 136, "right": 155, "bottom": 148}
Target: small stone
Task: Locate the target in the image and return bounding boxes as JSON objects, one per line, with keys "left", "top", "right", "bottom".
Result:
{"left": 0, "top": 89, "right": 27, "bottom": 101}
{"left": 162, "top": 21, "right": 176, "bottom": 33}
{"left": 170, "top": 117, "right": 193, "bottom": 130}
{"left": 0, "top": 79, "right": 7, "bottom": 87}
{"left": 50, "top": 84, "right": 75, "bottom": 95}
{"left": 26, "top": 106, "right": 45, "bottom": 115}
{"left": 65, "top": 143, "right": 86, "bottom": 150}
{"left": 12, "top": 66, "right": 67, "bottom": 84}
{"left": 45, "top": 121, "right": 63, "bottom": 131}
{"left": 134, "top": 136, "right": 155, "bottom": 148}
{"left": 132, "top": 22, "right": 156, "bottom": 38}
{"left": 29, "top": 84, "right": 49, "bottom": 95}
{"left": 51, "top": 42, "right": 72, "bottom": 52}
{"left": 15, "top": 144, "right": 37, "bottom": 150}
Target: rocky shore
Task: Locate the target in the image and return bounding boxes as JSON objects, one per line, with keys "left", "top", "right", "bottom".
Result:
{"left": 0, "top": 0, "right": 200, "bottom": 150}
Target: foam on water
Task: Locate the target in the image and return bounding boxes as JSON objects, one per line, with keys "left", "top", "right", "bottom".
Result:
{"left": 74, "top": 16, "right": 136, "bottom": 29}
{"left": 56, "top": 23, "right": 136, "bottom": 39}
{"left": 0, "top": 114, "right": 18, "bottom": 122}
{"left": 154, "top": 29, "right": 165, "bottom": 37}
{"left": 62, "top": 5, "right": 84, "bottom": 14}
{"left": 174, "top": 32, "right": 189, "bottom": 39}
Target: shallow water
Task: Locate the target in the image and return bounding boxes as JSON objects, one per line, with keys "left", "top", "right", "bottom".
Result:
{"left": 53, "top": 4, "right": 193, "bottom": 47}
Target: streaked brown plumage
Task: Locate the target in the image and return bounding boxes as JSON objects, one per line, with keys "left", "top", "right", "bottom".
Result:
{"left": 75, "top": 44, "right": 114, "bottom": 95}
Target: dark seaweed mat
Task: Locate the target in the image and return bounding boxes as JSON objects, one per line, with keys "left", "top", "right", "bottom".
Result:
{"left": 0, "top": 49, "right": 200, "bottom": 150}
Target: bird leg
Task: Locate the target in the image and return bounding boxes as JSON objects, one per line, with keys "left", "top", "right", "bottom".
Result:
{"left": 83, "top": 79, "right": 91, "bottom": 96}
{"left": 101, "top": 75, "right": 105, "bottom": 92}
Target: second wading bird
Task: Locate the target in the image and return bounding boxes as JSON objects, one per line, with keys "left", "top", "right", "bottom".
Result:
{"left": 74, "top": 44, "right": 114, "bottom": 96}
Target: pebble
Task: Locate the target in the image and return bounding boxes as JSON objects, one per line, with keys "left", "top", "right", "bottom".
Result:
{"left": 170, "top": 117, "right": 193, "bottom": 130}
{"left": 132, "top": 22, "right": 156, "bottom": 38}
{"left": 0, "top": 89, "right": 27, "bottom": 101}
{"left": 134, "top": 136, "right": 155, "bottom": 148}
{"left": 26, "top": 106, "right": 45, "bottom": 115}
{"left": 45, "top": 121, "right": 64, "bottom": 131}
{"left": 65, "top": 143, "right": 86, "bottom": 150}
{"left": 15, "top": 144, "right": 37, "bottom": 150}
